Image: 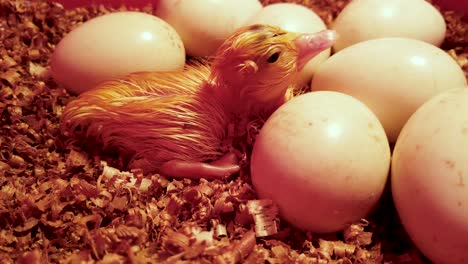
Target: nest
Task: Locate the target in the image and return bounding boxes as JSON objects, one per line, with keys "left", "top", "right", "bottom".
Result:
{"left": 0, "top": 0, "right": 467, "bottom": 263}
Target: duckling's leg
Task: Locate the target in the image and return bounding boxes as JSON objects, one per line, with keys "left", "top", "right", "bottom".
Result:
{"left": 160, "top": 153, "right": 240, "bottom": 180}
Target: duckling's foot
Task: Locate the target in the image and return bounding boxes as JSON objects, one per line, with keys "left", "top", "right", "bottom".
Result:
{"left": 160, "top": 153, "right": 240, "bottom": 180}
{"left": 210, "top": 152, "right": 238, "bottom": 167}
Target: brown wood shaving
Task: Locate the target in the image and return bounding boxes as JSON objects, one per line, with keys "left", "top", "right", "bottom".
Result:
{"left": 213, "top": 231, "right": 257, "bottom": 264}
{"left": 343, "top": 219, "right": 373, "bottom": 246}
{"left": 0, "top": 0, "right": 466, "bottom": 263}
{"left": 246, "top": 199, "right": 280, "bottom": 237}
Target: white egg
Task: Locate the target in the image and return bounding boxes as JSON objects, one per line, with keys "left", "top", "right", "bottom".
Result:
{"left": 156, "top": 0, "right": 262, "bottom": 57}
{"left": 332, "top": 0, "right": 446, "bottom": 51}
{"left": 392, "top": 88, "right": 468, "bottom": 264}
{"left": 251, "top": 91, "right": 390, "bottom": 233}
{"left": 312, "top": 38, "right": 467, "bottom": 142}
{"left": 245, "top": 3, "right": 330, "bottom": 84}
{"left": 51, "top": 12, "right": 185, "bottom": 94}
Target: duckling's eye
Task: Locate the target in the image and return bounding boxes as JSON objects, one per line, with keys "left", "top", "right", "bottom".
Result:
{"left": 267, "top": 52, "right": 280, "bottom": 63}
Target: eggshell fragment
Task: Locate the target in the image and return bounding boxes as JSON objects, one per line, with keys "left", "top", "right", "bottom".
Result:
{"left": 245, "top": 3, "right": 330, "bottom": 84}
{"left": 251, "top": 91, "right": 390, "bottom": 233}
{"left": 392, "top": 88, "right": 468, "bottom": 264}
{"left": 156, "top": 0, "right": 262, "bottom": 57}
{"left": 51, "top": 11, "right": 185, "bottom": 94}
{"left": 332, "top": 0, "right": 446, "bottom": 51}
{"left": 312, "top": 38, "right": 467, "bottom": 142}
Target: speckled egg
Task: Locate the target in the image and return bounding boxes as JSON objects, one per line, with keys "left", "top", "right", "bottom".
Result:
{"left": 156, "top": 0, "right": 262, "bottom": 57}
{"left": 332, "top": 0, "right": 446, "bottom": 51}
{"left": 251, "top": 91, "right": 390, "bottom": 233}
{"left": 392, "top": 88, "right": 468, "bottom": 264}
{"left": 312, "top": 37, "right": 467, "bottom": 142}
{"left": 51, "top": 11, "right": 185, "bottom": 94}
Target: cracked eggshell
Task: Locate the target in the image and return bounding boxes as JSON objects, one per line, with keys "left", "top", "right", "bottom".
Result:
{"left": 51, "top": 12, "right": 185, "bottom": 95}
{"left": 392, "top": 88, "right": 468, "bottom": 264}
{"left": 312, "top": 37, "right": 467, "bottom": 142}
{"left": 156, "top": 0, "right": 262, "bottom": 57}
{"left": 251, "top": 91, "right": 390, "bottom": 233}
{"left": 332, "top": 0, "right": 446, "bottom": 52}
{"left": 244, "top": 3, "right": 330, "bottom": 85}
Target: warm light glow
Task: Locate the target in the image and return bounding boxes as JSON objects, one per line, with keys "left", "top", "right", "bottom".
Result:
{"left": 381, "top": 7, "right": 395, "bottom": 18}
{"left": 140, "top": 31, "right": 153, "bottom": 41}
{"left": 327, "top": 123, "right": 342, "bottom": 139}
{"left": 410, "top": 56, "right": 426, "bottom": 66}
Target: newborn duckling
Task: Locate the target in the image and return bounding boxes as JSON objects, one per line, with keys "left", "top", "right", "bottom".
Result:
{"left": 61, "top": 24, "right": 336, "bottom": 179}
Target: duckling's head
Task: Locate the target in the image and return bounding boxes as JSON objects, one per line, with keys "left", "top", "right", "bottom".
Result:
{"left": 210, "top": 24, "right": 336, "bottom": 113}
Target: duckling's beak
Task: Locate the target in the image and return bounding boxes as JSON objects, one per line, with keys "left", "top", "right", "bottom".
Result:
{"left": 295, "top": 30, "right": 338, "bottom": 70}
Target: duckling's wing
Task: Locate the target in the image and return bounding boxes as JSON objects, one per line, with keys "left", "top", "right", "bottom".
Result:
{"left": 111, "top": 59, "right": 212, "bottom": 97}
{"left": 63, "top": 61, "right": 212, "bottom": 119}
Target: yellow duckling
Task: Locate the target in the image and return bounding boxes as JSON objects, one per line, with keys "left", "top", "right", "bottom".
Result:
{"left": 60, "top": 24, "right": 336, "bottom": 179}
